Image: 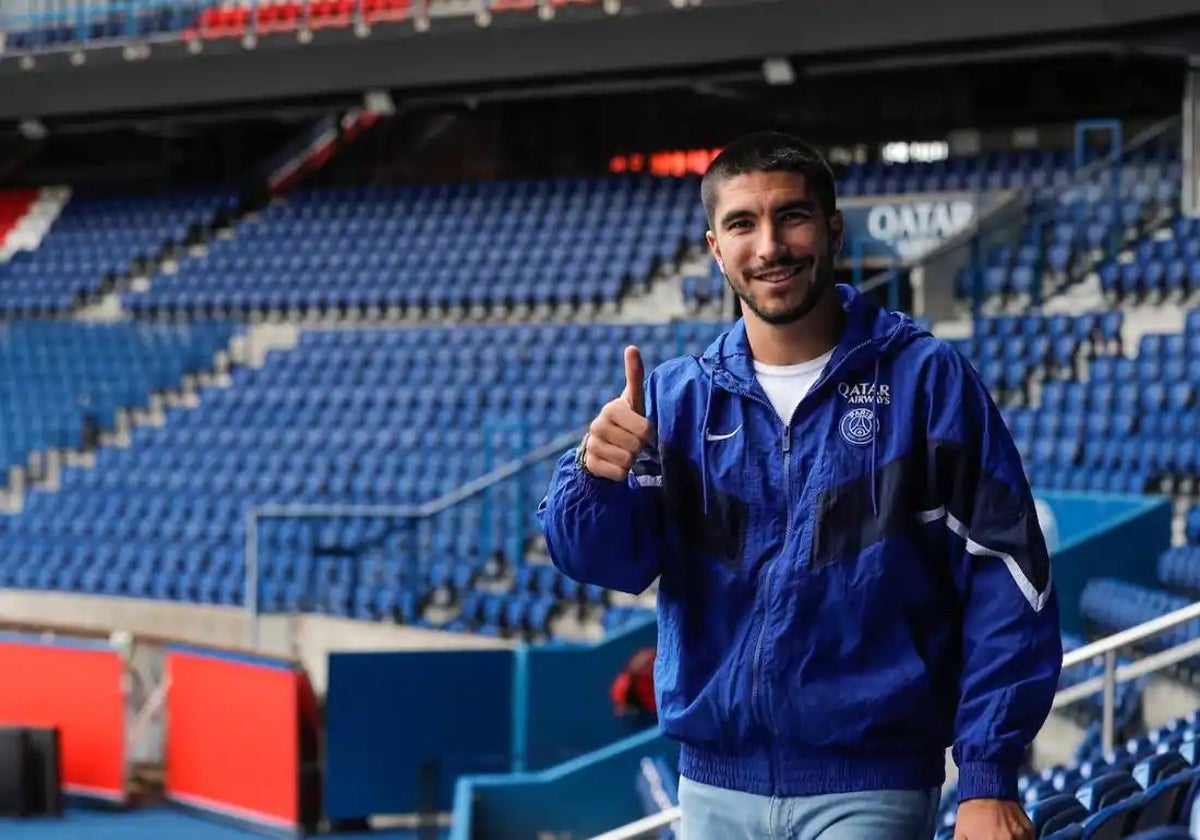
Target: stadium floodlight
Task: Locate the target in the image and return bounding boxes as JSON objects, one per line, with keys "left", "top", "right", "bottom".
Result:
{"left": 364, "top": 90, "right": 396, "bottom": 116}
{"left": 761, "top": 57, "right": 794, "bottom": 86}
{"left": 18, "top": 119, "right": 46, "bottom": 140}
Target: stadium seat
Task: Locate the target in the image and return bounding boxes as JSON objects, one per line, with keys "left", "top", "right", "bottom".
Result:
{"left": 122, "top": 178, "right": 707, "bottom": 320}
{"left": 0, "top": 190, "right": 233, "bottom": 316}
{"left": 0, "top": 319, "right": 702, "bottom": 639}
{"left": 1029, "top": 794, "right": 1089, "bottom": 836}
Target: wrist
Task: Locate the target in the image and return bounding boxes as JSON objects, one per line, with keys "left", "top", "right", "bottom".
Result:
{"left": 956, "top": 761, "right": 1019, "bottom": 803}
{"left": 575, "top": 433, "right": 592, "bottom": 475}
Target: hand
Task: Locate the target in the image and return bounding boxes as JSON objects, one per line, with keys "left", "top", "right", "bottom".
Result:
{"left": 954, "top": 799, "right": 1033, "bottom": 840}
{"left": 583, "top": 346, "right": 656, "bottom": 482}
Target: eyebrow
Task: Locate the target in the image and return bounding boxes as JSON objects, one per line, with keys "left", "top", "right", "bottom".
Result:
{"left": 719, "top": 199, "right": 817, "bottom": 228}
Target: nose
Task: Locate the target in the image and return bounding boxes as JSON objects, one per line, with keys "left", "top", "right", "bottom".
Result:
{"left": 754, "top": 220, "right": 785, "bottom": 263}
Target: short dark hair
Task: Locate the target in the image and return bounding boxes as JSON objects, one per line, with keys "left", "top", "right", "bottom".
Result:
{"left": 701, "top": 132, "right": 837, "bottom": 227}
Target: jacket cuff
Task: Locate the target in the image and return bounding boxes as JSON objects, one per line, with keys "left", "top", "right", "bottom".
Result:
{"left": 957, "top": 762, "right": 1019, "bottom": 803}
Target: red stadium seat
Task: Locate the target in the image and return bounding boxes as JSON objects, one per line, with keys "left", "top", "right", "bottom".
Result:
{"left": 257, "top": 1, "right": 301, "bottom": 32}
{"left": 364, "top": 0, "right": 409, "bottom": 23}
{"left": 200, "top": 4, "right": 250, "bottom": 38}
{"left": 0, "top": 189, "right": 38, "bottom": 247}
{"left": 309, "top": 0, "right": 353, "bottom": 28}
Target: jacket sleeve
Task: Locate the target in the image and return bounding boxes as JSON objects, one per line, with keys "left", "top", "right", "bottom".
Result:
{"left": 924, "top": 345, "right": 1063, "bottom": 803}
{"left": 535, "top": 373, "right": 668, "bottom": 595}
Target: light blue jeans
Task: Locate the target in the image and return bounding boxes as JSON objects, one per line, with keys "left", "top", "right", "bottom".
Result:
{"left": 677, "top": 776, "right": 940, "bottom": 840}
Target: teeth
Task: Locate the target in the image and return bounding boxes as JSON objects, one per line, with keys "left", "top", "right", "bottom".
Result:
{"left": 760, "top": 266, "right": 802, "bottom": 282}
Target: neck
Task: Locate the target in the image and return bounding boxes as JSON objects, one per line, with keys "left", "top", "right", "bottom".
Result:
{"left": 745, "top": 291, "right": 844, "bottom": 366}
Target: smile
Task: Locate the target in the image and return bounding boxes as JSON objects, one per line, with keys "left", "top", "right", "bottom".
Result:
{"left": 753, "top": 259, "right": 813, "bottom": 284}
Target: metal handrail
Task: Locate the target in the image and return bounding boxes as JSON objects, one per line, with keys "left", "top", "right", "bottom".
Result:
{"left": 586, "top": 597, "right": 1200, "bottom": 840}
{"left": 253, "top": 426, "right": 586, "bottom": 521}
{"left": 1052, "top": 596, "right": 1200, "bottom": 756}
{"left": 1060, "top": 598, "right": 1200, "bottom": 669}
{"left": 244, "top": 426, "right": 586, "bottom": 647}
{"left": 588, "top": 806, "right": 681, "bottom": 840}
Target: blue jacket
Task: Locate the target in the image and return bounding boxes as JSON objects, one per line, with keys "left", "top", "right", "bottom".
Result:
{"left": 537, "top": 284, "right": 1061, "bottom": 803}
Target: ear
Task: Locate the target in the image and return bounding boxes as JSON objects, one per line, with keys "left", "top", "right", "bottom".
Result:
{"left": 705, "top": 229, "right": 725, "bottom": 274}
{"left": 829, "top": 210, "right": 845, "bottom": 258}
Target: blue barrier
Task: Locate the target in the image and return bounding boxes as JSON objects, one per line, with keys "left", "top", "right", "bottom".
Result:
{"left": 1039, "top": 491, "right": 1172, "bottom": 635}
{"left": 323, "top": 649, "right": 515, "bottom": 819}
{"left": 523, "top": 616, "right": 658, "bottom": 770}
{"left": 321, "top": 615, "right": 657, "bottom": 821}
{"left": 450, "top": 727, "right": 678, "bottom": 840}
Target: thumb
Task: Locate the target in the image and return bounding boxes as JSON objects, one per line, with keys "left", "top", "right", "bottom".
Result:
{"left": 622, "top": 345, "right": 645, "bottom": 416}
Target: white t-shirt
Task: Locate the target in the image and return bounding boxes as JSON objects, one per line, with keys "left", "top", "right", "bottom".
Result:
{"left": 753, "top": 349, "right": 834, "bottom": 423}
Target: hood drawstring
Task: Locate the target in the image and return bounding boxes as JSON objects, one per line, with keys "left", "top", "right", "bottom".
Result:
{"left": 699, "top": 353, "right": 719, "bottom": 517}
{"left": 870, "top": 355, "right": 880, "bottom": 519}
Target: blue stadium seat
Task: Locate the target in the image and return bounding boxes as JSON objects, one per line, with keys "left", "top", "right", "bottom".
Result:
{"left": 121, "top": 178, "right": 704, "bottom": 319}
{"left": 1029, "top": 794, "right": 1089, "bottom": 837}
{"left": 0, "top": 317, "right": 725, "bottom": 639}
{"left": 0, "top": 190, "right": 232, "bottom": 315}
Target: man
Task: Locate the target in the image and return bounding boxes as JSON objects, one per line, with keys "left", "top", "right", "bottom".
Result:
{"left": 537, "top": 132, "right": 1061, "bottom": 839}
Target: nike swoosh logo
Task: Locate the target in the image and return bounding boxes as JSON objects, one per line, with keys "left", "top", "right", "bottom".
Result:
{"left": 705, "top": 425, "right": 743, "bottom": 442}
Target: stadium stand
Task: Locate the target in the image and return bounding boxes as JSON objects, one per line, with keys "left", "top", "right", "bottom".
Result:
{"left": 0, "top": 3, "right": 207, "bottom": 52}
{"left": 1096, "top": 215, "right": 1200, "bottom": 305}
{"left": 0, "top": 189, "right": 235, "bottom": 317}
{"left": 839, "top": 150, "right": 1077, "bottom": 196}
{"left": 122, "top": 178, "right": 705, "bottom": 320}
{"left": 942, "top": 305, "right": 1200, "bottom": 498}
{"left": 954, "top": 142, "right": 1180, "bottom": 308}
{"left": 931, "top": 710, "right": 1200, "bottom": 839}
{"left": 0, "top": 319, "right": 236, "bottom": 478}
{"left": 0, "top": 317, "right": 721, "bottom": 639}
{"left": 0, "top": 188, "right": 69, "bottom": 261}
{"left": 0, "top": 0, "right": 562, "bottom": 51}
{"left": 5, "top": 147, "right": 1200, "bottom": 835}
{"left": 117, "top": 152, "right": 1177, "bottom": 322}
{"left": 12, "top": 0, "right": 1200, "bottom": 833}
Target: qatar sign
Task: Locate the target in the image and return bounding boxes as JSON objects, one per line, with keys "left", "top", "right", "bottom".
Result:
{"left": 841, "top": 191, "right": 1011, "bottom": 264}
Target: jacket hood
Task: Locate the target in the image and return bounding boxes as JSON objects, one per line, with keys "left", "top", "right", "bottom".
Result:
{"left": 699, "top": 283, "right": 931, "bottom": 387}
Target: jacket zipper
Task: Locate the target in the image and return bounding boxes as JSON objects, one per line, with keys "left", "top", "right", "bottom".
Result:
{"left": 731, "top": 339, "right": 876, "bottom": 793}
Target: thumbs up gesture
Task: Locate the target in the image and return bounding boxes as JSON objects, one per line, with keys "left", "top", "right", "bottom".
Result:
{"left": 582, "top": 346, "right": 657, "bottom": 482}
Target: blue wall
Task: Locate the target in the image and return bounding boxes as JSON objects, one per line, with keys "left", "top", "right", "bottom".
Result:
{"left": 521, "top": 617, "right": 658, "bottom": 770}
{"left": 324, "top": 649, "right": 515, "bottom": 819}
{"left": 1039, "top": 491, "right": 1172, "bottom": 635}
{"left": 320, "top": 617, "right": 659, "bottom": 821}
{"left": 451, "top": 727, "right": 678, "bottom": 840}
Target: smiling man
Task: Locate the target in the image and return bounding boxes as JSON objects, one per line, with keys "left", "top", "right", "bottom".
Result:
{"left": 537, "top": 132, "right": 1061, "bottom": 840}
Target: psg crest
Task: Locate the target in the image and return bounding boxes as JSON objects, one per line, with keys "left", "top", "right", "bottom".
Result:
{"left": 838, "top": 408, "right": 877, "bottom": 446}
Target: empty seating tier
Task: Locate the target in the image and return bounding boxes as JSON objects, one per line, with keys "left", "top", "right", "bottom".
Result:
{"left": 0, "top": 320, "right": 721, "bottom": 640}
{"left": 0, "top": 190, "right": 234, "bottom": 317}
{"left": 936, "top": 713, "right": 1200, "bottom": 839}
{"left": 123, "top": 178, "right": 706, "bottom": 319}
{"left": 0, "top": 319, "right": 236, "bottom": 474}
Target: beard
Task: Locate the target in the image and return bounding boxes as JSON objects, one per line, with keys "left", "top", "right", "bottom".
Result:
{"left": 729, "top": 254, "right": 836, "bottom": 326}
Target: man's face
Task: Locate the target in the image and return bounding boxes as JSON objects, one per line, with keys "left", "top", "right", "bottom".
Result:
{"left": 705, "top": 170, "right": 843, "bottom": 326}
